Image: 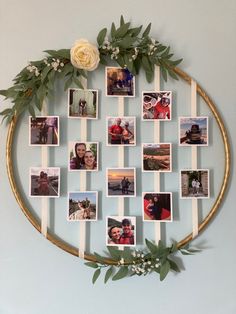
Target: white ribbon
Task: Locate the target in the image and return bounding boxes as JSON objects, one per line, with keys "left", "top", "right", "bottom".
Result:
{"left": 79, "top": 76, "right": 87, "bottom": 258}
{"left": 154, "top": 66, "right": 161, "bottom": 243}
{"left": 191, "top": 79, "right": 198, "bottom": 238}
{"left": 41, "top": 102, "right": 48, "bottom": 237}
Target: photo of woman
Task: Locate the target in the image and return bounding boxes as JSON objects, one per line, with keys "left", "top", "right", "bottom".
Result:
{"left": 69, "top": 142, "right": 98, "bottom": 171}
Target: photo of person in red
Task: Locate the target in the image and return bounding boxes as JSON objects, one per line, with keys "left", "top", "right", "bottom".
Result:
{"left": 142, "top": 91, "right": 172, "bottom": 120}
{"left": 108, "top": 117, "right": 123, "bottom": 144}
{"left": 119, "top": 218, "right": 134, "bottom": 245}
{"left": 143, "top": 192, "right": 172, "bottom": 222}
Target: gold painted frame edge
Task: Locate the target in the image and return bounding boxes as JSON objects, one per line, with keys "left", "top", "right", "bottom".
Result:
{"left": 6, "top": 67, "right": 231, "bottom": 263}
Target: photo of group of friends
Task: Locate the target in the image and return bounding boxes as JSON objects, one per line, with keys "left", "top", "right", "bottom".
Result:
{"left": 142, "top": 91, "right": 172, "bottom": 120}
{"left": 69, "top": 142, "right": 98, "bottom": 171}
{"left": 106, "top": 216, "right": 136, "bottom": 246}
{"left": 68, "top": 191, "right": 97, "bottom": 221}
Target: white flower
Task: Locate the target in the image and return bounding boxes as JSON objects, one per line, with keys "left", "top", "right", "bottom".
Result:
{"left": 70, "top": 39, "right": 100, "bottom": 71}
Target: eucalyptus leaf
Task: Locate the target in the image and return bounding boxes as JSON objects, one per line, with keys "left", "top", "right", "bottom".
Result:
{"left": 112, "top": 266, "right": 129, "bottom": 281}
{"left": 145, "top": 239, "right": 158, "bottom": 254}
{"left": 104, "top": 266, "right": 113, "bottom": 283}
{"left": 64, "top": 76, "right": 73, "bottom": 91}
{"left": 0, "top": 90, "right": 8, "bottom": 97}
{"left": 118, "top": 36, "right": 136, "bottom": 49}
{"left": 72, "top": 76, "right": 84, "bottom": 89}
{"left": 84, "top": 262, "right": 99, "bottom": 269}
{"left": 160, "top": 260, "right": 170, "bottom": 281}
{"left": 28, "top": 105, "right": 36, "bottom": 118}
{"left": 142, "top": 22, "right": 152, "bottom": 37}
{"left": 120, "top": 15, "right": 125, "bottom": 26}
{"left": 127, "top": 26, "right": 142, "bottom": 37}
{"left": 168, "top": 259, "right": 180, "bottom": 272}
{"left": 56, "top": 49, "right": 70, "bottom": 59}
{"left": 92, "top": 268, "right": 101, "bottom": 284}
{"left": 0, "top": 108, "right": 13, "bottom": 115}
{"left": 107, "top": 246, "right": 121, "bottom": 261}
{"left": 94, "top": 252, "right": 106, "bottom": 264}
{"left": 41, "top": 66, "right": 52, "bottom": 83}
{"left": 111, "top": 22, "right": 116, "bottom": 39}
{"left": 115, "top": 22, "right": 130, "bottom": 38}
{"left": 97, "top": 28, "right": 107, "bottom": 46}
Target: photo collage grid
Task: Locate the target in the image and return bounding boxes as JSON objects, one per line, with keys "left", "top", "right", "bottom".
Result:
{"left": 28, "top": 66, "right": 210, "bottom": 246}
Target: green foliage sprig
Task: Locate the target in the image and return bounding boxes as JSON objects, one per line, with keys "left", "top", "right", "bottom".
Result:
{"left": 97, "top": 15, "right": 182, "bottom": 82}
{"left": 85, "top": 239, "right": 200, "bottom": 284}
{"left": 0, "top": 16, "right": 183, "bottom": 123}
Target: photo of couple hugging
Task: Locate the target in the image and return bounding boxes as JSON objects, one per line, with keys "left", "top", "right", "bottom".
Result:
{"left": 107, "top": 217, "right": 136, "bottom": 246}
{"left": 69, "top": 142, "right": 98, "bottom": 171}
{"left": 108, "top": 117, "right": 135, "bottom": 145}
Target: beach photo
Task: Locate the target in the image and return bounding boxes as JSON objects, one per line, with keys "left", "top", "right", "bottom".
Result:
{"left": 142, "top": 143, "right": 172, "bottom": 172}
{"left": 106, "top": 67, "right": 135, "bottom": 97}
{"left": 68, "top": 88, "right": 98, "bottom": 119}
{"left": 29, "top": 167, "right": 60, "bottom": 197}
{"left": 142, "top": 192, "right": 172, "bottom": 222}
{"left": 179, "top": 117, "right": 208, "bottom": 146}
{"left": 106, "top": 216, "right": 136, "bottom": 247}
{"left": 68, "top": 191, "right": 98, "bottom": 221}
{"left": 180, "top": 169, "right": 210, "bottom": 198}
{"left": 68, "top": 142, "right": 98, "bottom": 171}
{"left": 107, "top": 116, "right": 136, "bottom": 146}
{"left": 106, "top": 168, "right": 136, "bottom": 197}
{"left": 29, "top": 116, "right": 59, "bottom": 146}
{"left": 142, "top": 91, "right": 172, "bottom": 120}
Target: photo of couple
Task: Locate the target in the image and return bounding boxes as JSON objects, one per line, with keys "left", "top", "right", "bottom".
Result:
{"left": 69, "top": 142, "right": 98, "bottom": 171}
{"left": 29, "top": 116, "right": 59, "bottom": 146}
{"left": 107, "top": 168, "right": 136, "bottom": 197}
{"left": 107, "top": 216, "right": 136, "bottom": 246}
{"left": 180, "top": 170, "right": 209, "bottom": 198}
{"left": 107, "top": 117, "right": 136, "bottom": 146}
{"left": 143, "top": 192, "right": 172, "bottom": 222}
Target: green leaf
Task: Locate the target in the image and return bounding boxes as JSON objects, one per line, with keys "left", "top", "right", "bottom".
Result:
{"left": 0, "top": 90, "right": 8, "bottom": 97}
{"left": 167, "top": 68, "right": 179, "bottom": 80}
{"left": 160, "top": 260, "right": 170, "bottom": 281}
{"left": 160, "top": 65, "right": 167, "bottom": 82}
{"left": 28, "top": 105, "right": 36, "bottom": 118}
{"left": 121, "top": 248, "right": 134, "bottom": 263}
{"left": 111, "top": 22, "right": 116, "bottom": 39}
{"left": 92, "top": 268, "right": 101, "bottom": 284}
{"left": 112, "top": 266, "right": 129, "bottom": 281}
{"left": 141, "top": 56, "right": 152, "bottom": 73}
{"left": 145, "top": 239, "right": 158, "bottom": 254}
{"left": 180, "top": 249, "right": 195, "bottom": 255}
{"left": 168, "top": 58, "right": 183, "bottom": 66}
{"left": 41, "top": 66, "right": 52, "bottom": 83}
{"left": 161, "top": 46, "right": 170, "bottom": 58}
{"left": 120, "top": 15, "right": 125, "bottom": 26}
{"left": 107, "top": 246, "right": 121, "bottom": 261}
{"left": 94, "top": 252, "right": 106, "bottom": 264}
{"left": 99, "top": 55, "right": 107, "bottom": 65}
{"left": 142, "top": 22, "right": 152, "bottom": 37}
{"left": 84, "top": 262, "right": 99, "bottom": 269}
{"left": 73, "top": 76, "right": 84, "bottom": 89}
{"left": 64, "top": 76, "right": 73, "bottom": 91}
{"left": 56, "top": 49, "right": 70, "bottom": 59}
{"left": 0, "top": 108, "right": 12, "bottom": 115}
{"left": 97, "top": 28, "right": 107, "bottom": 46}
{"left": 170, "top": 241, "right": 178, "bottom": 253}
{"left": 115, "top": 22, "right": 130, "bottom": 38}
{"left": 168, "top": 259, "right": 180, "bottom": 272}
{"left": 118, "top": 36, "right": 136, "bottom": 48}
{"left": 104, "top": 266, "right": 113, "bottom": 283}
{"left": 44, "top": 50, "right": 58, "bottom": 57}
{"left": 127, "top": 26, "right": 142, "bottom": 37}
{"left": 145, "top": 70, "right": 154, "bottom": 83}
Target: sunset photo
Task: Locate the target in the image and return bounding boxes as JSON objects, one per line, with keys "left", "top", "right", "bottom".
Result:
{"left": 106, "top": 168, "right": 136, "bottom": 197}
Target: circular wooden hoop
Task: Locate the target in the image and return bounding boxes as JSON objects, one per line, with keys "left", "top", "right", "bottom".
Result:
{"left": 6, "top": 67, "right": 231, "bottom": 263}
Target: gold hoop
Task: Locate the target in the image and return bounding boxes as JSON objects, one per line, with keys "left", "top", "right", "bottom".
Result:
{"left": 6, "top": 67, "right": 231, "bottom": 263}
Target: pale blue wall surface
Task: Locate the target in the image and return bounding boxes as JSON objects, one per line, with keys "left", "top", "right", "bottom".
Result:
{"left": 0, "top": 0, "right": 236, "bottom": 313}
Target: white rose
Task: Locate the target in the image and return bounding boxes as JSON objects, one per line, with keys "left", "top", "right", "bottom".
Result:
{"left": 70, "top": 39, "right": 100, "bottom": 71}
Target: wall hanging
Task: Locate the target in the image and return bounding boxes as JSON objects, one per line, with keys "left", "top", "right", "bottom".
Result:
{"left": 0, "top": 16, "right": 230, "bottom": 283}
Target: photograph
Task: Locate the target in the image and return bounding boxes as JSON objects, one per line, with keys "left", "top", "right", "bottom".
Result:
{"left": 142, "top": 143, "right": 172, "bottom": 172}
{"left": 29, "top": 167, "right": 60, "bottom": 197}
{"left": 142, "top": 91, "right": 172, "bottom": 120}
{"left": 180, "top": 169, "right": 210, "bottom": 198}
{"left": 179, "top": 117, "right": 208, "bottom": 146}
{"left": 106, "top": 216, "right": 136, "bottom": 247}
{"left": 142, "top": 192, "right": 172, "bottom": 222}
{"left": 68, "top": 88, "right": 98, "bottom": 119}
{"left": 106, "top": 168, "right": 136, "bottom": 197}
{"left": 106, "top": 67, "right": 135, "bottom": 97}
{"left": 107, "top": 116, "right": 136, "bottom": 146}
{"left": 68, "top": 191, "right": 98, "bottom": 221}
{"left": 68, "top": 142, "right": 98, "bottom": 171}
{"left": 29, "top": 116, "right": 59, "bottom": 146}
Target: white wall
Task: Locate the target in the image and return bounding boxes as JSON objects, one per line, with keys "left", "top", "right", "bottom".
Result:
{"left": 0, "top": 0, "right": 236, "bottom": 313}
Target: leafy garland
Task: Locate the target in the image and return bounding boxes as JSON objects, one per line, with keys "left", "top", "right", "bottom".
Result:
{"left": 86, "top": 240, "right": 200, "bottom": 283}
{"left": 0, "top": 15, "right": 182, "bottom": 123}
{"left": 0, "top": 16, "right": 198, "bottom": 283}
